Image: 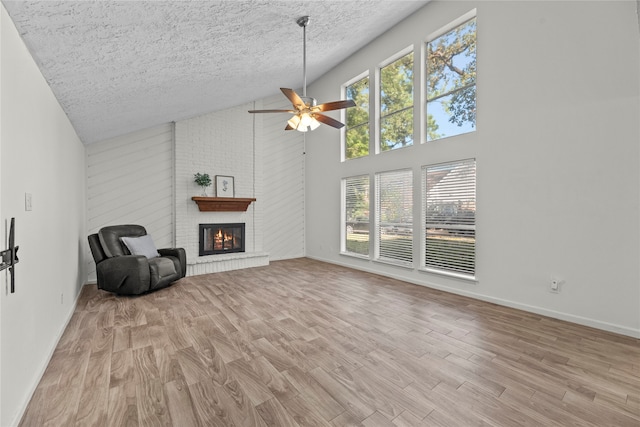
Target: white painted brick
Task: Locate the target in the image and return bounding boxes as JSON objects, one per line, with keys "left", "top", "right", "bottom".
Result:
{"left": 175, "top": 103, "right": 268, "bottom": 273}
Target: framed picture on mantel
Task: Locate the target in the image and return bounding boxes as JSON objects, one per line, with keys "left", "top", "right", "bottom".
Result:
{"left": 215, "top": 175, "right": 235, "bottom": 197}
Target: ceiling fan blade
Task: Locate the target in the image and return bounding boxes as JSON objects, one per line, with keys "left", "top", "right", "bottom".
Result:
{"left": 248, "top": 109, "right": 296, "bottom": 113}
{"left": 281, "top": 88, "right": 305, "bottom": 109}
{"left": 285, "top": 124, "right": 294, "bottom": 131}
{"left": 314, "top": 113, "right": 345, "bottom": 129}
{"left": 314, "top": 99, "right": 356, "bottom": 112}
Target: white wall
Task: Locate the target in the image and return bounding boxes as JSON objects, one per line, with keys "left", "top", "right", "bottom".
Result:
{"left": 86, "top": 124, "right": 174, "bottom": 281}
{"left": 305, "top": 1, "right": 640, "bottom": 337}
{"left": 0, "top": 5, "right": 86, "bottom": 426}
{"left": 261, "top": 92, "right": 306, "bottom": 261}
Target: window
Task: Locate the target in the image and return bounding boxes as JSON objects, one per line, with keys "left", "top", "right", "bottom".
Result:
{"left": 423, "top": 159, "right": 476, "bottom": 276}
{"left": 345, "top": 76, "right": 370, "bottom": 160}
{"left": 343, "top": 175, "right": 370, "bottom": 256}
{"left": 380, "top": 52, "right": 414, "bottom": 151}
{"left": 376, "top": 169, "right": 413, "bottom": 265}
{"left": 426, "top": 17, "right": 476, "bottom": 141}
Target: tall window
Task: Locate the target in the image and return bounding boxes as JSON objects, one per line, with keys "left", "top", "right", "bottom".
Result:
{"left": 345, "top": 76, "right": 370, "bottom": 160}
{"left": 426, "top": 18, "right": 476, "bottom": 141}
{"left": 376, "top": 169, "right": 413, "bottom": 265}
{"left": 423, "top": 159, "right": 476, "bottom": 276}
{"left": 380, "top": 52, "right": 414, "bottom": 151}
{"left": 343, "top": 175, "right": 370, "bottom": 256}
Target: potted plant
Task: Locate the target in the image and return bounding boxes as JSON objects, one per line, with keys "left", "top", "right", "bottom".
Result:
{"left": 193, "top": 173, "right": 212, "bottom": 196}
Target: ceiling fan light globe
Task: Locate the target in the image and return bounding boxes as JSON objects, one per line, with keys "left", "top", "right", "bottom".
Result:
{"left": 299, "top": 112, "right": 314, "bottom": 128}
{"left": 287, "top": 115, "right": 301, "bottom": 129}
{"left": 309, "top": 117, "right": 321, "bottom": 130}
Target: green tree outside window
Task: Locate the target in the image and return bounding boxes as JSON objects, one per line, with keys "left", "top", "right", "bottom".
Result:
{"left": 427, "top": 18, "right": 477, "bottom": 141}
{"left": 345, "top": 76, "right": 370, "bottom": 160}
{"left": 380, "top": 52, "right": 414, "bottom": 151}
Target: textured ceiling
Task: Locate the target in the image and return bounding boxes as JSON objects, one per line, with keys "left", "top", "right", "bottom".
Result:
{"left": 3, "top": 0, "right": 429, "bottom": 144}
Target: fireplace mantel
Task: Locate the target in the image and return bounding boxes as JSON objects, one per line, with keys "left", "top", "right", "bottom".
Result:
{"left": 191, "top": 197, "right": 256, "bottom": 212}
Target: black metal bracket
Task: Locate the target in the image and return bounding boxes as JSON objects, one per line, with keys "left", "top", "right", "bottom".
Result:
{"left": 0, "top": 218, "right": 18, "bottom": 293}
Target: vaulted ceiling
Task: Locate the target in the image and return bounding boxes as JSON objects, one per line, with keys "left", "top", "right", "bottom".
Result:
{"left": 3, "top": 1, "right": 429, "bottom": 144}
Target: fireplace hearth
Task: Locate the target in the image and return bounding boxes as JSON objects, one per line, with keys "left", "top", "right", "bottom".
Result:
{"left": 199, "top": 223, "right": 245, "bottom": 256}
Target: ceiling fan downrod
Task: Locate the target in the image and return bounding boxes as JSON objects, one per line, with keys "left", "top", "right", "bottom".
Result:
{"left": 297, "top": 16, "right": 310, "bottom": 98}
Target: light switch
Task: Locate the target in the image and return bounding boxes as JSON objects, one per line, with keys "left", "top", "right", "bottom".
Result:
{"left": 25, "top": 193, "right": 32, "bottom": 211}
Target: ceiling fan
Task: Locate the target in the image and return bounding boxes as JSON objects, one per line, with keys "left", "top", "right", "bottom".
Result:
{"left": 248, "top": 16, "right": 356, "bottom": 132}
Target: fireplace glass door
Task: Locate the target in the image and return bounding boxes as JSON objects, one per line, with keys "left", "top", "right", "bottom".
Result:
{"left": 199, "top": 223, "right": 245, "bottom": 256}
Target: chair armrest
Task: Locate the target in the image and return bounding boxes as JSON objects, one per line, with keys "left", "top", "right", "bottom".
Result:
{"left": 158, "top": 248, "right": 186, "bottom": 278}
{"left": 96, "top": 255, "right": 150, "bottom": 295}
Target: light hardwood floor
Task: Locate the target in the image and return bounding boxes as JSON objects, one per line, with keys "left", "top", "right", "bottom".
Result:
{"left": 19, "top": 258, "right": 640, "bottom": 426}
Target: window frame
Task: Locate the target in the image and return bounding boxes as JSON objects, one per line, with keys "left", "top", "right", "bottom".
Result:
{"left": 341, "top": 174, "right": 371, "bottom": 258}
{"left": 421, "top": 158, "right": 477, "bottom": 280}
{"left": 377, "top": 46, "right": 415, "bottom": 154}
{"left": 425, "top": 10, "right": 477, "bottom": 143}
{"left": 336, "top": 13, "right": 479, "bottom": 283}
{"left": 374, "top": 168, "right": 414, "bottom": 267}
{"left": 342, "top": 72, "right": 371, "bottom": 162}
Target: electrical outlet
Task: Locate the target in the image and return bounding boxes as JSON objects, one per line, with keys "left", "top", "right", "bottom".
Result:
{"left": 550, "top": 278, "right": 561, "bottom": 293}
{"left": 25, "top": 193, "right": 32, "bottom": 211}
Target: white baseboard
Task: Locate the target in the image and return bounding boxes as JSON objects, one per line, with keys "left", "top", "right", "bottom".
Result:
{"left": 306, "top": 255, "right": 640, "bottom": 339}
{"left": 10, "top": 286, "right": 82, "bottom": 427}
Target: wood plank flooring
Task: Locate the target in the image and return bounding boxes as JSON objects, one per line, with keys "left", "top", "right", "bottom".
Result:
{"left": 19, "top": 258, "right": 640, "bottom": 426}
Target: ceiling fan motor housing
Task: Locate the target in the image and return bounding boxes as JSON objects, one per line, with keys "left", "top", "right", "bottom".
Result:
{"left": 300, "top": 96, "right": 317, "bottom": 109}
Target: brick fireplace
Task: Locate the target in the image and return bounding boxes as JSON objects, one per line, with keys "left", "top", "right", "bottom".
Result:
{"left": 174, "top": 103, "right": 269, "bottom": 276}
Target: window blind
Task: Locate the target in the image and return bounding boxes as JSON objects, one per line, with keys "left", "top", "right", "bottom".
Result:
{"left": 423, "top": 159, "right": 476, "bottom": 275}
{"left": 344, "top": 175, "right": 370, "bottom": 256}
{"left": 376, "top": 169, "right": 413, "bottom": 264}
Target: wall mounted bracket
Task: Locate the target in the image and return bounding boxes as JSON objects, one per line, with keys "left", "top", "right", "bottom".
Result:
{"left": 0, "top": 218, "right": 19, "bottom": 293}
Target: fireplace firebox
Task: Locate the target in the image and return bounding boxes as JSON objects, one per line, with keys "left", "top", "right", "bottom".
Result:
{"left": 199, "top": 223, "right": 245, "bottom": 256}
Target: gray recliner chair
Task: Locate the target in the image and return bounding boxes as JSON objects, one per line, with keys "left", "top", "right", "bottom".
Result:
{"left": 88, "top": 225, "right": 186, "bottom": 295}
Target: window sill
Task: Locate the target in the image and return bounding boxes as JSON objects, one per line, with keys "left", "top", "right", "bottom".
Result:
{"left": 373, "top": 257, "right": 413, "bottom": 269}
{"left": 339, "top": 253, "right": 414, "bottom": 270}
{"left": 419, "top": 267, "right": 477, "bottom": 283}
{"left": 340, "top": 251, "right": 370, "bottom": 261}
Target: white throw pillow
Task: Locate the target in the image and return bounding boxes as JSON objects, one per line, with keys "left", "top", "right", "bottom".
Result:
{"left": 121, "top": 235, "right": 160, "bottom": 259}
